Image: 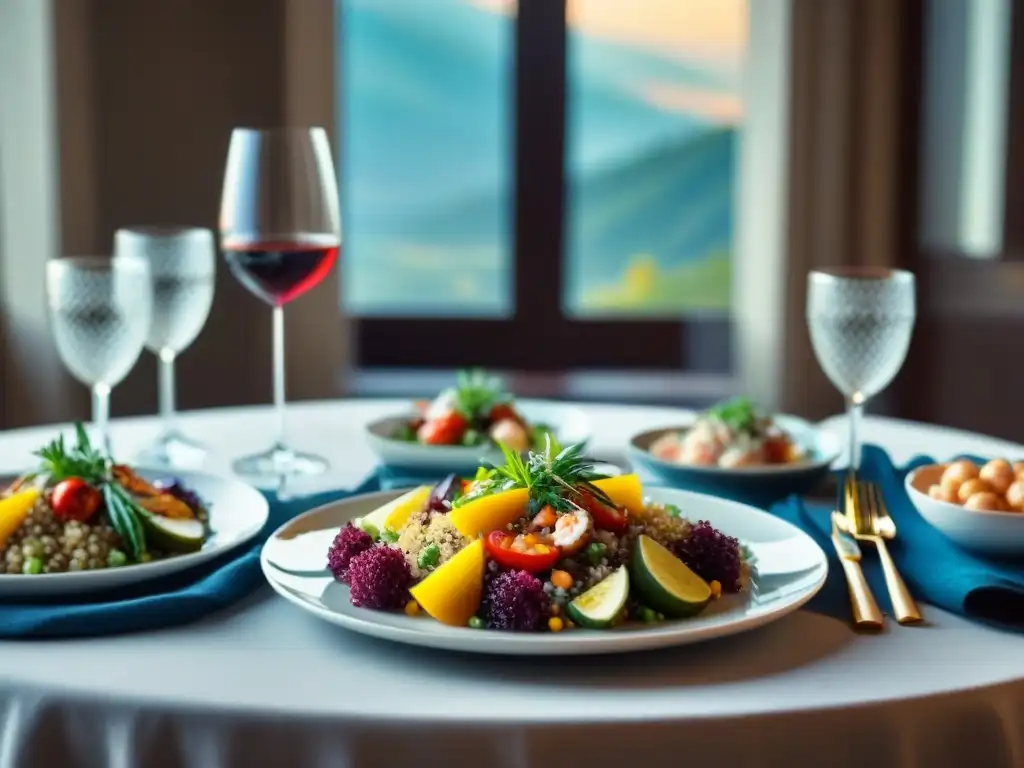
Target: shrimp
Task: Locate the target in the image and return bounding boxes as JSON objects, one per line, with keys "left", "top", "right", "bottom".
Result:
{"left": 551, "top": 507, "right": 592, "bottom": 553}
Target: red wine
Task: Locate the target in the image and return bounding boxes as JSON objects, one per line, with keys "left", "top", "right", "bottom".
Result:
{"left": 223, "top": 240, "right": 338, "bottom": 306}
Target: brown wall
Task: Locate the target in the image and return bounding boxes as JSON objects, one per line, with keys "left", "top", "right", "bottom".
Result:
{"left": 37, "top": 0, "right": 347, "bottom": 427}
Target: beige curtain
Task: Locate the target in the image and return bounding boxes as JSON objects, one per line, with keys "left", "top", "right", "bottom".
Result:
{"left": 775, "top": 0, "right": 916, "bottom": 421}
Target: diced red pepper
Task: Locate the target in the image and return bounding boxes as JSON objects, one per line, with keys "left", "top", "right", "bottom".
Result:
{"left": 484, "top": 530, "right": 561, "bottom": 573}
{"left": 579, "top": 490, "right": 629, "bottom": 533}
{"left": 417, "top": 412, "right": 468, "bottom": 445}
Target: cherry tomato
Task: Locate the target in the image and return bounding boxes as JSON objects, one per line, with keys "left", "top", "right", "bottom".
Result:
{"left": 50, "top": 478, "right": 102, "bottom": 523}
{"left": 488, "top": 403, "right": 522, "bottom": 425}
{"left": 417, "top": 412, "right": 468, "bottom": 445}
{"left": 764, "top": 436, "right": 792, "bottom": 464}
{"left": 579, "top": 490, "right": 629, "bottom": 533}
{"left": 484, "top": 530, "right": 561, "bottom": 573}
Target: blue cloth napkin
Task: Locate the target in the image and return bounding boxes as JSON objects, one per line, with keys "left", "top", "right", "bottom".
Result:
{"left": 771, "top": 444, "right": 1024, "bottom": 629}
{"left": 0, "top": 472, "right": 385, "bottom": 639}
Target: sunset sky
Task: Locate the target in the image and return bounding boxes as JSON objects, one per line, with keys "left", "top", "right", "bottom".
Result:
{"left": 465, "top": 0, "right": 746, "bottom": 66}
{"left": 464, "top": 0, "right": 746, "bottom": 122}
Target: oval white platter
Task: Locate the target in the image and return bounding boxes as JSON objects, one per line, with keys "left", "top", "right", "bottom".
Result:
{"left": 261, "top": 486, "right": 828, "bottom": 656}
{"left": 364, "top": 400, "right": 592, "bottom": 472}
{"left": 0, "top": 468, "right": 269, "bottom": 597}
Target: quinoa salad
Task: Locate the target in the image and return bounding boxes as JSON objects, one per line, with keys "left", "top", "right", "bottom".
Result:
{"left": 326, "top": 440, "right": 752, "bottom": 633}
{"left": 0, "top": 424, "right": 209, "bottom": 575}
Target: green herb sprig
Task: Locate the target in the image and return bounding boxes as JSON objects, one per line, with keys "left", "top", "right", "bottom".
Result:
{"left": 707, "top": 397, "right": 761, "bottom": 435}
{"left": 489, "top": 436, "right": 614, "bottom": 514}
{"left": 452, "top": 369, "right": 509, "bottom": 421}
{"left": 34, "top": 423, "right": 148, "bottom": 561}
{"left": 34, "top": 423, "right": 107, "bottom": 484}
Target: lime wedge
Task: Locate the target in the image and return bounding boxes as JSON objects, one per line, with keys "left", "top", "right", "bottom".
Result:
{"left": 631, "top": 534, "right": 711, "bottom": 618}
{"left": 356, "top": 486, "right": 431, "bottom": 537}
{"left": 566, "top": 566, "right": 629, "bottom": 629}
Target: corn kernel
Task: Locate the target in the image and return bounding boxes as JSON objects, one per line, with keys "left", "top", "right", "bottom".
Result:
{"left": 524, "top": 533, "right": 541, "bottom": 546}
{"left": 548, "top": 616, "right": 564, "bottom": 633}
{"left": 534, "top": 544, "right": 550, "bottom": 554}
{"left": 709, "top": 580, "right": 722, "bottom": 599}
{"left": 404, "top": 600, "right": 421, "bottom": 616}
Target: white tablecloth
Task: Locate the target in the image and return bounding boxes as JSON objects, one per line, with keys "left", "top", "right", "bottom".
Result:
{"left": 1, "top": 400, "right": 1023, "bottom": 768}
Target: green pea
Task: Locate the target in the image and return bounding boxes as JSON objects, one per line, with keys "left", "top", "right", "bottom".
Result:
{"left": 641, "top": 606, "right": 658, "bottom": 624}
{"left": 418, "top": 544, "right": 441, "bottom": 570}
{"left": 468, "top": 616, "right": 485, "bottom": 629}
{"left": 22, "top": 557, "right": 43, "bottom": 575}
{"left": 381, "top": 529, "right": 400, "bottom": 544}
{"left": 358, "top": 520, "right": 381, "bottom": 541}
{"left": 586, "top": 542, "right": 607, "bottom": 565}
{"left": 107, "top": 550, "right": 128, "bottom": 568}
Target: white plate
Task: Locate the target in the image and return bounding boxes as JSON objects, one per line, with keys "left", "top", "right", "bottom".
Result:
{"left": 906, "top": 463, "right": 1024, "bottom": 556}
{"left": 364, "top": 400, "right": 592, "bottom": 471}
{"left": 0, "top": 469, "right": 269, "bottom": 597}
{"left": 261, "top": 487, "right": 828, "bottom": 655}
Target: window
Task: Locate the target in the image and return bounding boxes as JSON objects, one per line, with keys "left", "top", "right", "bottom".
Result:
{"left": 339, "top": 0, "right": 514, "bottom": 317}
{"left": 338, "top": 0, "right": 745, "bottom": 374}
{"left": 564, "top": 0, "right": 744, "bottom": 317}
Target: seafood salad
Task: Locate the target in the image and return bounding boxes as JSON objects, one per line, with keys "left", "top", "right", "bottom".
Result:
{"left": 649, "top": 398, "right": 804, "bottom": 469}
{"left": 393, "top": 369, "right": 555, "bottom": 452}
{"left": 326, "top": 440, "right": 752, "bottom": 632}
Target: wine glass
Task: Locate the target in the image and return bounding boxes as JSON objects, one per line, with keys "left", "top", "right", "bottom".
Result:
{"left": 806, "top": 268, "right": 916, "bottom": 472}
{"left": 218, "top": 127, "right": 340, "bottom": 480}
{"left": 45, "top": 256, "right": 153, "bottom": 456}
{"left": 114, "top": 226, "right": 216, "bottom": 467}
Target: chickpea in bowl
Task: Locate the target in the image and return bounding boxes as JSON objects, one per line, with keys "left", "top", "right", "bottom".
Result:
{"left": 926, "top": 459, "right": 1024, "bottom": 512}
{"left": 907, "top": 458, "right": 1024, "bottom": 557}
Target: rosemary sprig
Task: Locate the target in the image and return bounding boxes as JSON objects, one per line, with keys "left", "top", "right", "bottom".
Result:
{"left": 490, "top": 436, "right": 614, "bottom": 513}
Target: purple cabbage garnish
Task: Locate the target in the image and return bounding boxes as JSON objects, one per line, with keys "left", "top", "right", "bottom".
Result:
{"left": 426, "top": 474, "right": 462, "bottom": 513}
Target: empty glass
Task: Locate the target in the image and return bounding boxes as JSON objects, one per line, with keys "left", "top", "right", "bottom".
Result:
{"left": 218, "top": 127, "right": 341, "bottom": 480}
{"left": 806, "top": 268, "right": 916, "bottom": 471}
{"left": 46, "top": 256, "right": 153, "bottom": 455}
{"left": 114, "top": 226, "right": 216, "bottom": 467}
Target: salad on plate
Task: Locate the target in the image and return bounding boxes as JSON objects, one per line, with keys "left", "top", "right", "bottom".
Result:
{"left": 0, "top": 424, "right": 210, "bottom": 575}
{"left": 325, "top": 440, "right": 752, "bottom": 632}
{"left": 648, "top": 398, "right": 805, "bottom": 469}
{"left": 392, "top": 369, "right": 556, "bottom": 453}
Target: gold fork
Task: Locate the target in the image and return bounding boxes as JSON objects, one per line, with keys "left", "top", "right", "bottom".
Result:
{"left": 844, "top": 476, "right": 923, "bottom": 625}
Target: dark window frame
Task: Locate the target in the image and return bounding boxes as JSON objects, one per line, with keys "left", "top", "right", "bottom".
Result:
{"left": 347, "top": 0, "right": 730, "bottom": 373}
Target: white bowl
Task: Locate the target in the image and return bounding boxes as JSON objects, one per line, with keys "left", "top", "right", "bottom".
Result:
{"left": 364, "top": 400, "right": 592, "bottom": 472}
{"left": 905, "top": 464, "right": 1024, "bottom": 556}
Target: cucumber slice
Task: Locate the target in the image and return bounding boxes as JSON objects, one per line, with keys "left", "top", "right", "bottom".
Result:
{"left": 566, "top": 566, "right": 629, "bottom": 629}
{"left": 137, "top": 510, "right": 205, "bottom": 553}
{"left": 631, "top": 534, "right": 711, "bottom": 618}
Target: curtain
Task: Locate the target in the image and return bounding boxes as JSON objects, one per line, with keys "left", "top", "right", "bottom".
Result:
{"left": 737, "top": 0, "right": 918, "bottom": 422}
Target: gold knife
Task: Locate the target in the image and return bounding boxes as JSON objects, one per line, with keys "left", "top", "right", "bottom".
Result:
{"left": 830, "top": 511, "right": 884, "bottom": 630}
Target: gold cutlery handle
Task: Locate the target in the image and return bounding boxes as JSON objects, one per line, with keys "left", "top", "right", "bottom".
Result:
{"left": 837, "top": 554, "right": 884, "bottom": 629}
{"left": 876, "top": 538, "right": 923, "bottom": 624}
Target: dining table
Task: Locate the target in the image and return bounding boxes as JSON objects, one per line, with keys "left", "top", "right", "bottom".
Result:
{"left": 1, "top": 399, "right": 1023, "bottom": 768}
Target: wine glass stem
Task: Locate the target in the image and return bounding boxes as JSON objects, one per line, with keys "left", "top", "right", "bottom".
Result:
{"left": 847, "top": 395, "right": 864, "bottom": 473}
{"left": 272, "top": 305, "right": 287, "bottom": 450}
{"left": 158, "top": 348, "right": 177, "bottom": 437}
{"left": 92, "top": 382, "right": 112, "bottom": 456}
